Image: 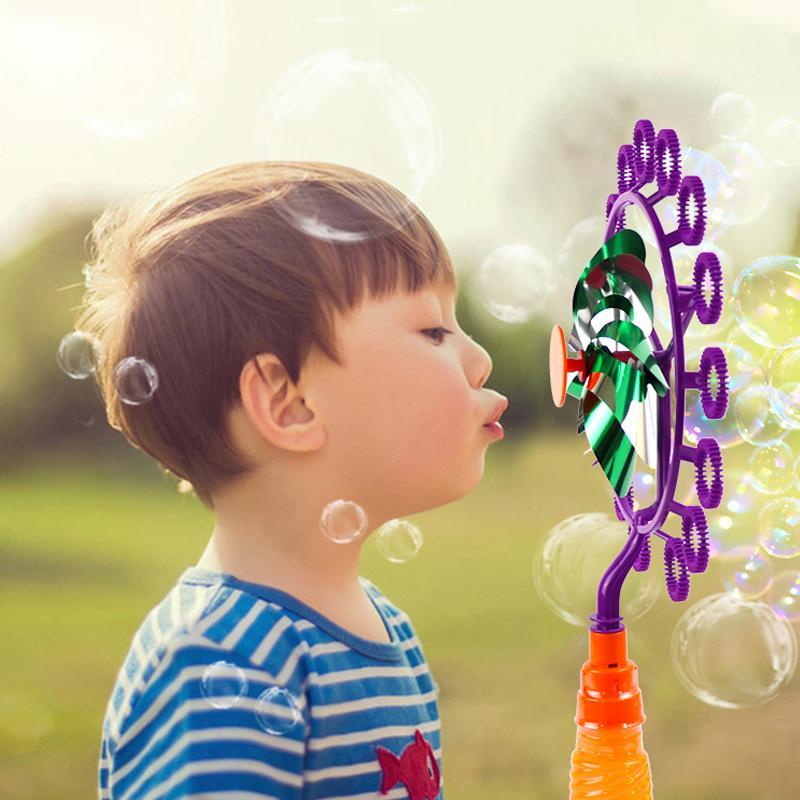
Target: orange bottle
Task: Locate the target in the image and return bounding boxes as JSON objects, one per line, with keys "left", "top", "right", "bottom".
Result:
{"left": 568, "top": 627, "right": 653, "bottom": 799}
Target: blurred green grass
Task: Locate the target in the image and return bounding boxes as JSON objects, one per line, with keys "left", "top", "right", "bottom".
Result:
{"left": 1, "top": 431, "right": 798, "bottom": 799}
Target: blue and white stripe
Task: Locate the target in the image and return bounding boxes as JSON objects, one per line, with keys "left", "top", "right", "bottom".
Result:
{"left": 98, "top": 568, "right": 443, "bottom": 799}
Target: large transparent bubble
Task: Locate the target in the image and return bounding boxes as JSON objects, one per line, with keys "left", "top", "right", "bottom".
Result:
{"left": 671, "top": 592, "right": 797, "bottom": 709}
{"left": 733, "top": 255, "right": 800, "bottom": 348}
{"left": 250, "top": 48, "right": 441, "bottom": 242}
{"left": 532, "top": 513, "right": 660, "bottom": 628}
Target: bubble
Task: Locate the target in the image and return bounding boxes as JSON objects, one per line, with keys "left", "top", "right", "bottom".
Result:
{"left": 733, "top": 384, "right": 789, "bottom": 446}
{"left": 375, "top": 519, "right": 423, "bottom": 563}
{"left": 721, "top": 546, "right": 774, "bottom": 598}
{"left": 475, "top": 243, "right": 556, "bottom": 324}
{"left": 766, "top": 571, "right": 800, "bottom": 623}
{"left": 57, "top": 331, "right": 101, "bottom": 379}
{"left": 707, "top": 469, "right": 761, "bottom": 557}
{"left": 733, "top": 255, "right": 800, "bottom": 348}
{"left": 766, "top": 117, "right": 800, "bottom": 167}
{"left": 767, "top": 345, "right": 800, "bottom": 429}
{"left": 748, "top": 441, "right": 794, "bottom": 495}
{"left": 531, "top": 513, "right": 660, "bottom": 628}
{"left": 758, "top": 497, "right": 800, "bottom": 558}
{"left": 201, "top": 661, "right": 248, "bottom": 709}
{"left": 627, "top": 147, "right": 732, "bottom": 246}
{"left": 255, "top": 686, "right": 304, "bottom": 735}
{"left": 320, "top": 499, "right": 368, "bottom": 544}
{"left": 725, "top": 325, "right": 774, "bottom": 371}
{"left": 709, "top": 92, "right": 757, "bottom": 140}
{"left": 250, "top": 49, "right": 441, "bottom": 242}
{"left": 671, "top": 591, "right": 797, "bottom": 709}
{"left": 707, "top": 141, "right": 770, "bottom": 226}
{"left": 112, "top": 356, "right": 159, "bottom": 405}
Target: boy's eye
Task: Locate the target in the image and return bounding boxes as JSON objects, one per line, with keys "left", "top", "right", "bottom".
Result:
{"left": 422, "top": 327, "right": 452, "bottom": 345}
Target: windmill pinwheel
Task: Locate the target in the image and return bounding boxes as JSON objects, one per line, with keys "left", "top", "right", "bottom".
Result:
{"left": 549, "top": 118, "right": 729, "bottom": 799}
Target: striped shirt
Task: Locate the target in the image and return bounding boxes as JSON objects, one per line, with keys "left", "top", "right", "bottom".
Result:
{"left": 98, "top": 566, "right": 444, "bottom": 799}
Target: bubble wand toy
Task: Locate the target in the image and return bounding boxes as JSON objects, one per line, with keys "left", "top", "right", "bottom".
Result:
{"left": 549, "top": 118, "right": 729, "bottom": 799}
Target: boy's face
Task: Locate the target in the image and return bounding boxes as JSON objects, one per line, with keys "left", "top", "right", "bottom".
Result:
{"left": 302, "top": 278, "right": 507, "bottom": 518}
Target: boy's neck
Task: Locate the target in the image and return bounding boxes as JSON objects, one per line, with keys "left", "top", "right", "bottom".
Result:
{"left": 195, "top": 509, "right": 369, "bottom": 605}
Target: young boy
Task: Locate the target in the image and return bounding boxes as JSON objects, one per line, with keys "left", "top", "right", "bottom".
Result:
{"left": 81, "top": 160, "right": 508, "bottom": 799}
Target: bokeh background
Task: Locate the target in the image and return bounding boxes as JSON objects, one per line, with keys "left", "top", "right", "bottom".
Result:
{"left": 2, "top": 1, "right": 800, "bottom": 798}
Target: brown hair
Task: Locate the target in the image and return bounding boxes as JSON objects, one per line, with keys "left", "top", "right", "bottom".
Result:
{"left": 73, "top": 161, "right": 457, "bottom": 511}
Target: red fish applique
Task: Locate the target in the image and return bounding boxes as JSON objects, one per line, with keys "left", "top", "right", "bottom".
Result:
{"left": 376, "top": 728, "right": 440, "bottom": 799}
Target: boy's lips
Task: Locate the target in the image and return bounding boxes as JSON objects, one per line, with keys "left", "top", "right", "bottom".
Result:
{"left": 483, "top": 397, "right": 509, "bottom": 426}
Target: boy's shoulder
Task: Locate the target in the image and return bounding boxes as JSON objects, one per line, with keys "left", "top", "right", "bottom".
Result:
{"left": 103, "top": 575, "right": 311, "bottom": 752}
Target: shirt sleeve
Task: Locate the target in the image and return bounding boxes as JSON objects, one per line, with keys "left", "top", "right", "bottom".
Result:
{"left": 107, "top": 634, "right": 309, "bottom": 800}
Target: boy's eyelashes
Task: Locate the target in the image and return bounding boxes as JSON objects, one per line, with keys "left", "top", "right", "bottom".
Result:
{"left": 421, "top": 327, "right": 453, "bottom": 345}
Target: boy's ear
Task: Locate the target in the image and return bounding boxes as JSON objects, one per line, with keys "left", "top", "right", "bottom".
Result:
{"left": 238, "top": 354, "right": 326, "bottom": 452}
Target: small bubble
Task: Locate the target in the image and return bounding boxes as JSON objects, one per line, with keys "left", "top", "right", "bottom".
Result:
{"left": 709, "top": 92, "right": 757, "bottom": 140}
{"left": 320, "top": 499, "right": 368, "bottom": 544}
{"left": 758, "top": 497, "right": 800, "bottom": 558}
{"left": 766, "top": 117, "right": 800, "bottom": 166}
{"left": 733, "top": 384, "right": 789, "bottom": 446}
{"left": 113, "top": 356, "right": 159, "bottom": 405}
{"left": 707, "top": 140, "right": 770, "bottom": 226}
{"left": 56, "top": 331, "right": 101, "bottom": 379}
{"left": 766, "top": 571, "right": 800, "bottom": 623}
{"left": 201, "top": 661, "right": 248, "bottom": 709}
{"left": 722, "top": 547, "right": 774, "bottom": 599}
{"left": 255, "top": 686, "right": 303, "bottom": 735}
{"left": 767, "top": 345, "right": 800, "bottom": 429}
{"left": 476, "top": 243, "right": 556, "bottom": 324}
{"left": 748, "top": 441, "right": 794, "bottom": 495}
{"left": 375, "top": 519, "right": 423, "bottom": 563}
{"left": 733, "top": 255, "right": 800, "bottom": 349}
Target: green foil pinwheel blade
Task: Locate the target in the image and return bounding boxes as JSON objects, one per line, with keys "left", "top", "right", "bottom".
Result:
{"left": 566, "top": 228, "right": 663, "bottom": 498}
